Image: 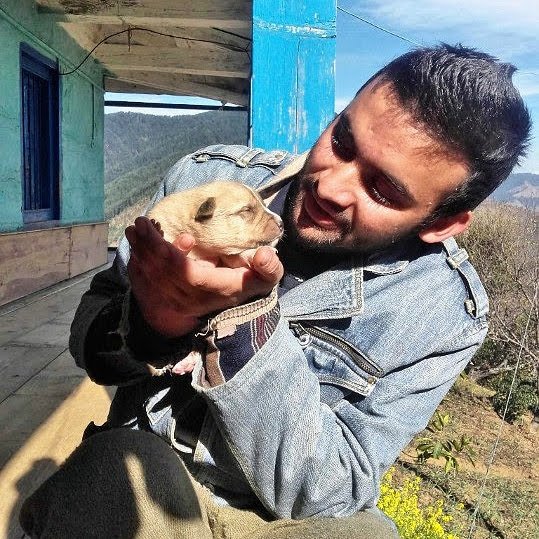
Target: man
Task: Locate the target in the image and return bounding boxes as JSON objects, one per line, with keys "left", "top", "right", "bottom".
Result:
{"left": 20, "top": 44, "right": 530, "bottom": 538}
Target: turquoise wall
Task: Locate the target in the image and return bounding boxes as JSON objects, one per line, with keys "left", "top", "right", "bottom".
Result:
{"left": 251, "top": 0, "right": 336, "bottom": 154}
{"left": 0, "top": 0, "right": 104, "bottom": 232}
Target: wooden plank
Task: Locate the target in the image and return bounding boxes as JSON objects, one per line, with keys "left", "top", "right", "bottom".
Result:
{"left": 105, "top": 73, "right": 249, "bottom": 105}
{"left": 15, "top": 349, "right": 85, "bottom": 398}
{"left": 37, "top": 14, "right": 250, "bottom": 31}
{"left": 69, "top": 222, "right": 108, "bottom": 277}
{"left": 250, "top": 0, "right": 336, "bottom": 153}
{"left": 98, "top": 45, "right": 249, "bottom": 79}
{"left": 0, "top": 228, "right": 70, "bottom": 306}
{"left": 36, "top": 0, "right": 251, "bottom": 30}
{"left": 0, "top": 223, "right": 108, "bottom": 307}
{"left": 11, "top": 322, "right": 70, "bottom": 349}
{"left": 0, "top": 380, "right": 112, "bottom": 539}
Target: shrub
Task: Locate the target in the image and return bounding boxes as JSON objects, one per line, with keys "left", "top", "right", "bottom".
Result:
{"left": 415, "top": 412, "right": 476, "bottom": 474}
{"left": 487, "top": 371, "right": 539, "bottom": 422}
{"left": 458, "top": 203, "right": 538, "bottom": 414}
{"left": 378, "top": 468, "right": 463, "bottom": 539}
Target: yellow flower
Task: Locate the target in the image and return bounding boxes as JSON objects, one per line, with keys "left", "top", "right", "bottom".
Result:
{"left": 377, "top": 469, "right": 463, "bottom": 539}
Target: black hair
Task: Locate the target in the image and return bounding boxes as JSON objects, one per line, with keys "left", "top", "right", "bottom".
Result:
{"left": 366, "top": 44, "right": 532, "bottom": 221}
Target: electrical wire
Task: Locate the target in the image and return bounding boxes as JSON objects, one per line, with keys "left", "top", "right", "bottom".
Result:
{"left": 466, "top": 281, "right": 538, "bottom": 538}
{"left": 59, "top": 26, "right": 251, "bottom": 77}
{"left": 337, "top": 6, "right": 422, "bottom": 47}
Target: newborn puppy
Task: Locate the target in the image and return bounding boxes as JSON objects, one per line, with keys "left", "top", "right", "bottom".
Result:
{"left": 147, "top": 180, "right": 283, "bottom": 268}
{"left": 121, "top": 180, "right": 283, "bottom": 378}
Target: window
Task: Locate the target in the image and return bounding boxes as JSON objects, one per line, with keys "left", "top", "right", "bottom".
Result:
{"left": 20, "top": 43, "right": 60, "bottom": 223}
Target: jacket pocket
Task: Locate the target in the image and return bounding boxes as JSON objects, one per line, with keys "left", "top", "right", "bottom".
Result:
{"left": 291, "top": 322, "right": 383, "bottom": 401}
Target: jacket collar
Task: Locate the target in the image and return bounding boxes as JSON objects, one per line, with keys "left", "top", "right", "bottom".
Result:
{"left": 260, "top": 154, "right": 418, "bottom": 319}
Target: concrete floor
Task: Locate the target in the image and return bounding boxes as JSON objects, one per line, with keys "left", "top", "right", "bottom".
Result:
{"left": 0, "top": 256, "right": 115, "bottom": 539}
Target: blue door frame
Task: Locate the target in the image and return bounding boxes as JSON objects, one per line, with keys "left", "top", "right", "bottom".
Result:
{"left": 250, "top": 0, "right": 336, "bottom": 154}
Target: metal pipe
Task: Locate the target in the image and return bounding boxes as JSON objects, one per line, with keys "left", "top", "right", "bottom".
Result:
{"left": 104, "top": 101, "right": 248, "bottom": 111}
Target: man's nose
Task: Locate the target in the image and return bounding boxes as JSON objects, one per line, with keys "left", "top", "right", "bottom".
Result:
{"left": 316, "top": 164, "right": 358, "bottom": 210}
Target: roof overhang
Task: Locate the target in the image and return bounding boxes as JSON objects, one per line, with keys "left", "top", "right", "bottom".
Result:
{"left": 35, "top": 0, "right": 252, "bottom": 106}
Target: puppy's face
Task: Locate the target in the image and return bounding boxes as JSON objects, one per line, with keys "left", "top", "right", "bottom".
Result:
{"left": 192, "top": 183, "right": 283, "bottom": 255}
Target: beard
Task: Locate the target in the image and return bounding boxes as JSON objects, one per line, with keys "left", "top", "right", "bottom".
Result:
{"left": 281, "top": 174, "right": 422, "bottom": 258}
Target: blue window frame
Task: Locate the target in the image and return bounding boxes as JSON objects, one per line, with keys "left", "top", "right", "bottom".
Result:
{"left": 20, "top": 43, "right": 60, "bottom": 223}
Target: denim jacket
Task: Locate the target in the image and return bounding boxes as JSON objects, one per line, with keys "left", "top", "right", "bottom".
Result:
{"left": 70, "top": 144, "right": 488, "bottom": 519}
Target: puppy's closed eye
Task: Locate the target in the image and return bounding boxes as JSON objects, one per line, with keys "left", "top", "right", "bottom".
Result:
{"left": 237, "top": 206, "right": 255, "bottom": 219}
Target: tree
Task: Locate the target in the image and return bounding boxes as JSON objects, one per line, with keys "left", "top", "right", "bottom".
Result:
{"left": 459, "top": 203, "right": 538, "bottom": 419}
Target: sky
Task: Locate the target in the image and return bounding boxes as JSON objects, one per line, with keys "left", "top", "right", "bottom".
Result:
{"left": 106, "top": 1, "right": 539, "bottom": 173}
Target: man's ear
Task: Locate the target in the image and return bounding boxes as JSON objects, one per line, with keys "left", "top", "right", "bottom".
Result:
{"left": 418, "top": 211, "right": 472, "bottom": 244}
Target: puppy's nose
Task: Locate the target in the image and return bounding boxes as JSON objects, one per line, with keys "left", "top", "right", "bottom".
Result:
{"left": 265, "top": 216, "right": 284, "bottom": 239}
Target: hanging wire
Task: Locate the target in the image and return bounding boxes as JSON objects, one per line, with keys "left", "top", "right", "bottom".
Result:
{"left": 337, "top": 5, "right": 422, "bottom": 47}
{"left": 59, "top": 26, "right": 250, "bottom": 77}
{"left": 466, "top": 281, "right": 538, "bottom": 538}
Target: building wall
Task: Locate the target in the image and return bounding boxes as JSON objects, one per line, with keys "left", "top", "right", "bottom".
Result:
{"left": 251, "top": 0, "right": 336, "bottom": 153}
{"left": 0, "top": 0, "right": 108, "bottom": 306}
{"left": 0, "top": 0, "right": 105, "bottom": 232}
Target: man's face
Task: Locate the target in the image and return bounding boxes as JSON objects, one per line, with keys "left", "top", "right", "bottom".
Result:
{"left": 283, "top": 81, "right": 470, "bottom": 256}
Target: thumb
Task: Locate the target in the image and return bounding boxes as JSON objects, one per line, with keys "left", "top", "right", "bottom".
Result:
{"left": 251, "top": 246, "right": 283, "bottom": 284}
{"left": 172, "top": 232, "right": 196, "bottom": 254}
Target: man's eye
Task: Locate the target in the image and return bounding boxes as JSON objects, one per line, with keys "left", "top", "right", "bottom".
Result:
{"left": 331, "top": 120, "right": 355, "bottom": 161}
{"left": 369, "top": 184, "right": 392, "bottom": 207}
{"left": 331, "top": 135, "right": 356, "bottom": 161}
{"left": 368, "top": 176, "right": 396, "bottom": 207}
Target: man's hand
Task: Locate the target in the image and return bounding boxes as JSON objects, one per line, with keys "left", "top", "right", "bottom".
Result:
{"left": 125, "top": 216, "right": 283, "bottom": 338}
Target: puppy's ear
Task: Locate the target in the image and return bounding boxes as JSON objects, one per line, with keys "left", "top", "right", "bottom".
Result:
{"left": 195, "top": 197, "right": 216, "bottom": 222}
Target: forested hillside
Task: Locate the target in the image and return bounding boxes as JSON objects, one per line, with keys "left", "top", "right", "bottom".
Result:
{"left": 104, "top": 110, "right": 248, "bottom": 218}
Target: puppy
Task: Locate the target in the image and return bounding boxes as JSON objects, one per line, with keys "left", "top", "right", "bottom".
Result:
{"left": 120, "top": 180, "right": 283, "bottom": 379}
{"left": 147, "top": 180, "right": 283, "bottom": 267}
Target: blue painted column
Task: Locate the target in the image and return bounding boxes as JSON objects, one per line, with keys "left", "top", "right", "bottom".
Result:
{"left": 251, "top": 0, "right": 336, "bottom": 154}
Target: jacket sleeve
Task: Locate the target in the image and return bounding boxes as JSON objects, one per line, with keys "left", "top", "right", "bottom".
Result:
{"left": 191, "top": 314, "right": 487, "bottom": 519}
{"left": 69, "top": 168, "right": 193, "bottom": 386}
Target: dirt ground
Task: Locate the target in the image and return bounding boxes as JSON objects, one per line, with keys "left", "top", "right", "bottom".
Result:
{"left": 396, "top": 378, "right": 539, "bottom": 538}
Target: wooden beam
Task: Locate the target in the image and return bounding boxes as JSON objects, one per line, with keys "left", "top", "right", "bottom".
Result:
{"left": 54, "top": 22, "right": 98, "bottom": 52}
{"left": 104, "top": 75, "right": 248, "bottom": 106}
{"left": 108, "top": 65, "right": 247, "bottom": 78}
{"left": 36, "top": 0, "right": 251, "bottom": 30}
{"left": 97, "top": 45, "right": 249, "bottom": 78}
{"left": 105, "top": 101, "right": 247, "bottom": 111}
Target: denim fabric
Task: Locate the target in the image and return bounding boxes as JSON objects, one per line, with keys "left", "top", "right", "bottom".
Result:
{"left": 70, "top": 144, "right": 488, "bottom": 520}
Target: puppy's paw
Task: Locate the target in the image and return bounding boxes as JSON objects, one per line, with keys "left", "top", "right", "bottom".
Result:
{"left": 171, "top": 351, "right": 201, "bottom": 375}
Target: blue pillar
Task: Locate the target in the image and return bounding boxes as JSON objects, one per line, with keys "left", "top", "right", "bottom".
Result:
{"left": 251, "top": 0, "right": 336, "bottom": 154}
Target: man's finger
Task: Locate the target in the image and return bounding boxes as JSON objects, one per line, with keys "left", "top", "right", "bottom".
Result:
{"left": 251, "top": 246, "right": 284, "bottom": 284}
{"left": 172, "top": 232, "right": 196, "bottom": 254}
{"left": 131, "top": 216, "right": 171, "bottom": 262}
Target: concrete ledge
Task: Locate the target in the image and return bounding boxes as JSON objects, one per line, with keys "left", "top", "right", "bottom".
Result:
{"left": 0, "top": 222, "right": 108, "bottom": 306}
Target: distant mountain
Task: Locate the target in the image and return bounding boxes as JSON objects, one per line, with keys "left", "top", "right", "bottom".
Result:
{"left": 490, "top": 172, "right": 539, "bottom": 209}
{"left": 104, "top": 110, "right": 248, "bottom": 218}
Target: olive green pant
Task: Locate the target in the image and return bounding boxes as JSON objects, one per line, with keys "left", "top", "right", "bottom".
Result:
{"left": 20, "top": 429, "right": 399, "bottom": 539}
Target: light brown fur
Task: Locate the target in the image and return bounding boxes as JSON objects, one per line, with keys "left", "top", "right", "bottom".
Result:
{"left": 147, "top": 180, "right": 283, "bottom": 267}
